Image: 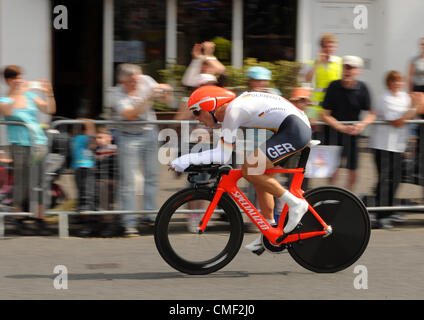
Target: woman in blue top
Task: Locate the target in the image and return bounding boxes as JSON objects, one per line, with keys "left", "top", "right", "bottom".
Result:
{"left": 0, "top": 65, "right": 56, "bottom": 225}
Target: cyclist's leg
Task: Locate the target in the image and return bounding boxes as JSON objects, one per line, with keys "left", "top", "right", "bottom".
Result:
{"left": 242, "top": 154, "right": 306, "bottom": 254}
{"left": 244, "top": 115, "right": 311, "bottom": 234}
{"left": 255, "top": 182, "right": 275, "bottom": 221}
{"left": 242, "top": 148, "right": 286, "bottom": 201}
{"left": 242, "top": 148, "right": 305, "bottom": 214}
{"left": 242, "top": 148, "right": 307, "bottom": 253}
{"left": 242, "top": 116, "right": 310, "bottom": 197}
{"left": 243, "top": 150, "right": 281, "bottom": 253}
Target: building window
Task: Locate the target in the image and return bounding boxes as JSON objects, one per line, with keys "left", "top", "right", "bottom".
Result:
{"left": 114, "top": 0, "right": 166, "bottom": 81}
{"left": 177, "top": 0, "right": 232, "bottom": 66}
{"left": 244, "top": 0, "right": 297, "bottom": 62}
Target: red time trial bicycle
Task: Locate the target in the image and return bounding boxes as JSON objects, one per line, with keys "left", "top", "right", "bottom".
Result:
{"left": 154, "top": 141, "right": 371, "bottom": 275}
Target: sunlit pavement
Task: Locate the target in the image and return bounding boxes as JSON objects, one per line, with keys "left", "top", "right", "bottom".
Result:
{"left": 0, "top": 226, "right": 423, "bottom": 300}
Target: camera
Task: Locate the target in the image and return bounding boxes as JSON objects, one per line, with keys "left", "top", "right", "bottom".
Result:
{"left": 28, "top": 81, "right": 41, "bottom": 90}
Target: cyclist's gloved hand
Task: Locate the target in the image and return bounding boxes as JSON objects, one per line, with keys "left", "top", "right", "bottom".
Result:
{"left": 171, "top": 155, "right": 190, "bottom": 172}
{"left": 171, "top": 147, "right": 227, "bottom": 172}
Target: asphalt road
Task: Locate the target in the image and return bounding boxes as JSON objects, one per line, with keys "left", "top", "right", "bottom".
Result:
{"left": 0, "top": 225, "right": 423, "bottom": 300}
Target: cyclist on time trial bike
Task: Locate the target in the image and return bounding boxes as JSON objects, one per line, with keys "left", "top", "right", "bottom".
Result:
{"left": 170, "top": 85, "right": 312, "bottom": 254}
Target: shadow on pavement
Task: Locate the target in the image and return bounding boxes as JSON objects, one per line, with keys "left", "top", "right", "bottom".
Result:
{"left": 5, "top": 270, "right": 292, "bottom": 281}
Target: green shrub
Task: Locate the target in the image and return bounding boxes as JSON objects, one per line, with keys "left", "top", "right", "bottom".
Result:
{"left": 156, "top": 58, "right": 301, "bottom": 111}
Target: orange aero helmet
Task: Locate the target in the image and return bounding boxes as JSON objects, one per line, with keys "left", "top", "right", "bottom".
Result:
{"left": 188, "top": 85, "right": 236, "bottom": 112}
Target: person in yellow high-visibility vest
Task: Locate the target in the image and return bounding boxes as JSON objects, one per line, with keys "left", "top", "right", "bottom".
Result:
{"left": 305, "top": 34, "right": 342, "bottom": 121}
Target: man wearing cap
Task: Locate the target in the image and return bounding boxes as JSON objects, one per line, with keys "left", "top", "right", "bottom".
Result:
{"left": 321, "top": 55, "right": 376, "bottom": 191}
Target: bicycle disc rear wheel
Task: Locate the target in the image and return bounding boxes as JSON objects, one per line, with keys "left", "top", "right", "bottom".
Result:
{"left": 288, "top": 186, "right": 370, "bottom": 273}
{"left": 154, "top": 188, "right": 244, "bottom": 275}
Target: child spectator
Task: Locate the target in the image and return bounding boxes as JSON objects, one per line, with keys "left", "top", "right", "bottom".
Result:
{"left": 71, "top": 119, "right": 96, "bottom": 236}
{"left": 95, "top": 125, "right": 120, "bottom": 237}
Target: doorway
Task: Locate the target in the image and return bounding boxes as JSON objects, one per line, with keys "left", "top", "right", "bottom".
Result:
{"left": 52, "top": 0, "right": 104, "bottom": 118}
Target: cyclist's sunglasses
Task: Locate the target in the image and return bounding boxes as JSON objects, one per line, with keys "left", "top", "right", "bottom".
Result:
{"left": 192, "top": 110, "right": 201, "bottom": 116}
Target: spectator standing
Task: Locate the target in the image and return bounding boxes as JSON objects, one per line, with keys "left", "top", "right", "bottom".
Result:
{"left": 95, "top": 126, "right": 118, "bottom": 210}
{"left": 94, "top": 125, "right": 119, "bottom": 237}
{"left": 321, "top": 56, "right": 376, "bottom": 191}
{"left": 409, "top": 37, "right": 424, "bottom": 94}
{"left": 112, "top": 63, "right": 173, "bottom": 237}
{"left": 0, "top": 65, "right": 56, "bottom": 231}
{"left": 178, "top": 42, "right": 226, "bottom": 122}
{"left": 70, "top": 119, "right": 97, "bottom": 236}
{"left": 305, "top": 34, "right": 342, "bottom": 124}
{"left": 369, "top": 71, "right": 421, "bottom": 228}
{"left": 181, "top": 41, "right": 226, "bottom": 89}
{"left": 408, "top": 38, "right": 424, "bottom": 185}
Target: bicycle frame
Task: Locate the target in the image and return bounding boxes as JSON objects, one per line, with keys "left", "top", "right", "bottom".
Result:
{"left": 198, "top": 168, "right": 330, "bottom": 246}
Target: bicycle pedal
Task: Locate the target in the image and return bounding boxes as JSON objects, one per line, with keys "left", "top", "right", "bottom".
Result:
{"left": 253, "top": 247, "right": 265, "bottom": 256}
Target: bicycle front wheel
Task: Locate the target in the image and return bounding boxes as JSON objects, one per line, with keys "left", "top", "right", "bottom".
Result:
{"left": 154, "top": 188, "right": 244, "bottom": 275}
{"left": 288, "top": 186, "right": 371, "bottom": 273}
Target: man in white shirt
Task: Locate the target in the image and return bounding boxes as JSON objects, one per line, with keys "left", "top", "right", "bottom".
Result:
{"left": 112, "top": 63, "right": 173, "bottom": 236}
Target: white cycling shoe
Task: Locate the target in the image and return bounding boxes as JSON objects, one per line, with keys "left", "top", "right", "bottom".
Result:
{"left": 283, "top": 199, "right": 309, "bottom": 234}
{"left": 245, "top": 200, "right": 308, "bottom": 255}
{"left": 244, "top": 236, "right": 265, "bottom": 256}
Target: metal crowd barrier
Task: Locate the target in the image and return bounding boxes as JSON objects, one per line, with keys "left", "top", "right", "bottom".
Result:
{"left": 313, "top": 119, "right": 424, "bottom": 214}
{"left": 47, "top": 119, "right": 200, "bottom": 237}
{"left": 1, "top": 119, "right": 424, "bottom": 238}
